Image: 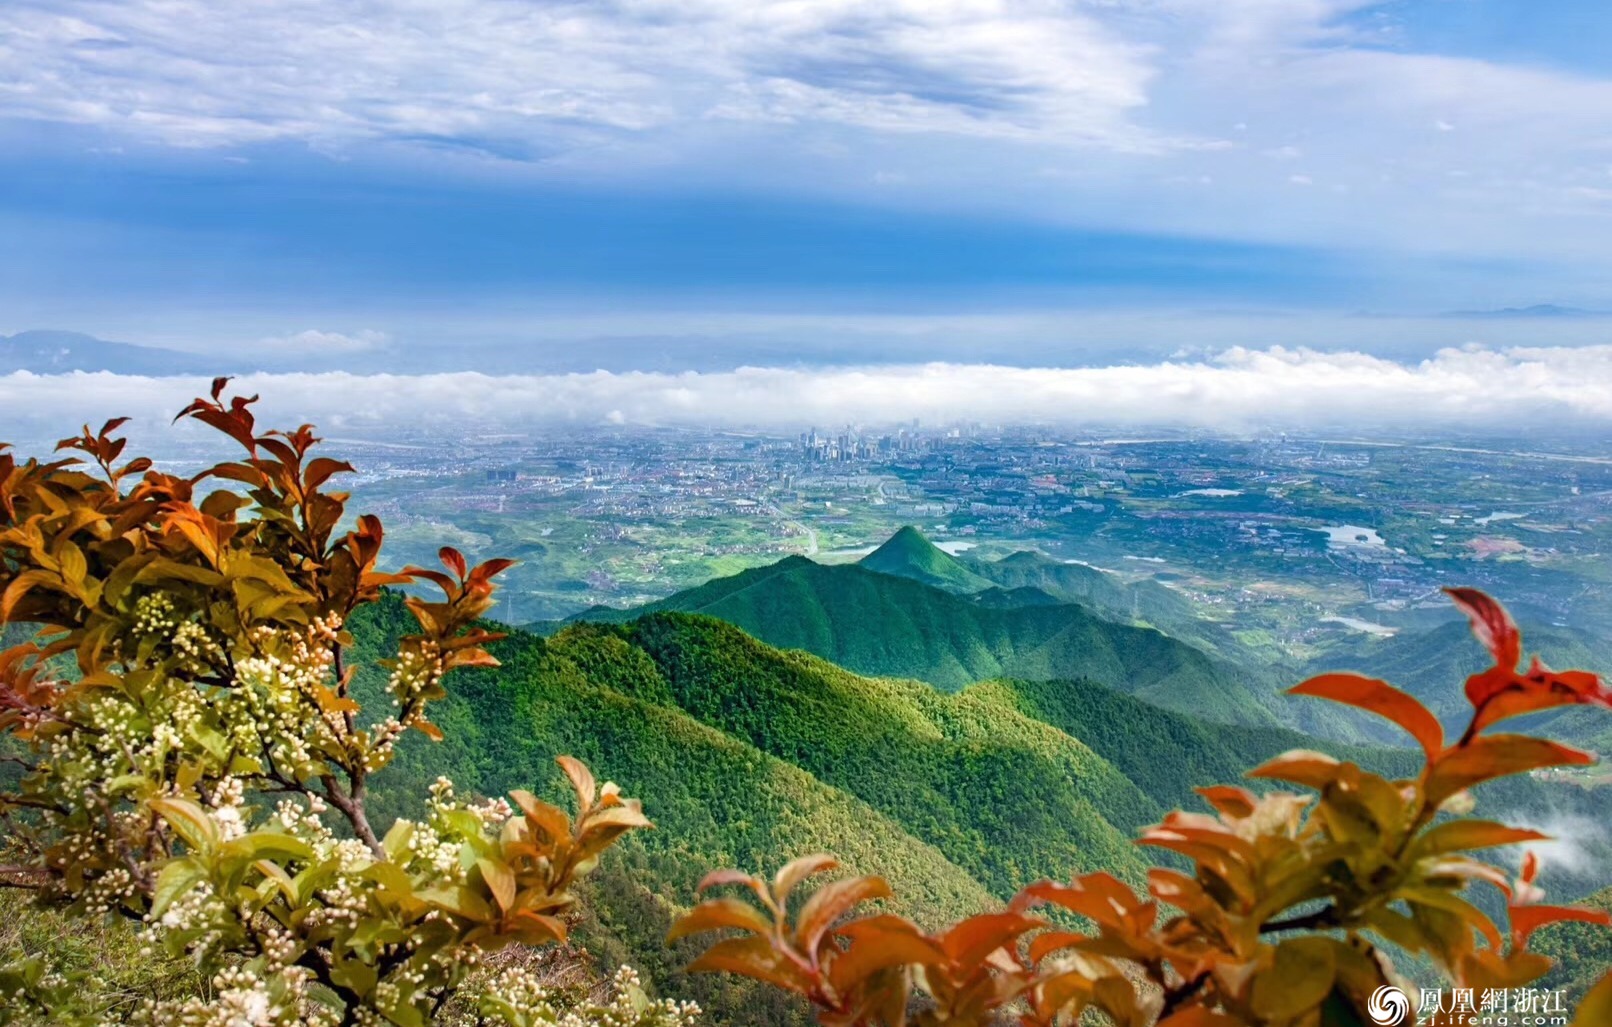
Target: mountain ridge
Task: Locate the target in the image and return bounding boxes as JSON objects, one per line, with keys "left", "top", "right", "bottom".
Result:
{"left": 561, "top": 542, "right": 1331, "bottom": 733}
{"left": 0, "top": 330, "right": 217, "bottom": 376}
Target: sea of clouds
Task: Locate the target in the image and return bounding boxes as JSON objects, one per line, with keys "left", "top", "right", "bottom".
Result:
{"left": 3, "top": 344, "right": 1610, "bottom": 437}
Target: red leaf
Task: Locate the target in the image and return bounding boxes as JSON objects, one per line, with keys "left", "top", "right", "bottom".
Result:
{"left": 1446, "top": 587, "right": 1521, "bottom": 671}
{"left": 1426, "top": 735, "right": 1593, "bottom": 804}
{"left": 440, "top": 547, "right": 468, "bottom": 580}
{"left": 1510, "top": 904, "right": 1612, "bottom": 946}
{"left": 666, "top": 897, "right": 775, "bottom": 942}
{"left": 937, "top": 911, "right": 1041, "bottom": 970}
{"left": 828, "top": 915, "right": 945, "bottom": 993}
{"left": 1470, "top": 660, "right": 1612, "bottom": 734}
{"left": 795, "top": 875, "right": 891, "bottom": 955}
{"left": 1290, "top": 673, "right": 1444, "bottom": 757}
{"left": 1196, "top": 785, "right": 1257, "bottom": 819}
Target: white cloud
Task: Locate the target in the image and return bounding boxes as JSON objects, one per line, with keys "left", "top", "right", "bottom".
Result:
{"left": 3, "top": 345, "right": 1612, "bottom": 434}
{"left": 6, "top": 0, "right": 1612, "bottom": 272}
{"left": 0, "top": 0, "right": 1162, "bottom": 151}
{"left": 1502, "top": 808, "right": 1610, "bottom": 878}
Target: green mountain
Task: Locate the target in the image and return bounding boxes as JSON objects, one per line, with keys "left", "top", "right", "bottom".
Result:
{"left": 857, "top": 526, "right": 995, "bottom": 593}
{"left": 961, "top": 549, "right": 1261, "bottom": 664}
{"left": 353, "top": 605, "right": 993, "bottom": 1026}
{"left": 1309, "top": 619, "right": 1612, "bottom": 752}
{"left": 968, "top": 550, "right": 1189, "bottom": 622}
{"left": 568, "top": 553, "right": 1290, "bottom": 729}
{"left": 970, "top": 585, "right": 1065, "bottom": 609}
{"left": 1536, "top": 886, "right": 1612, "bottom": 1000}
{"left": 970, "top": 676, "right": 1417, "bottom": 814}
{"left": 355, "top": 599, "right": 1609, "bottom": 1023}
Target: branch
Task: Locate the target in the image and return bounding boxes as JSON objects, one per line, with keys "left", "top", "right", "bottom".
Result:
{"left": 0, "top": 865, "right": 50, "bottom": 889}
{"left": 1160, "top": 969, "right": 1211, "bottom": 1019}
{"left": 319, "top": 773, "right": 383, "bottom": 859}
{"left": 1260, "top": 908, "right": 1338, "bottom": 934}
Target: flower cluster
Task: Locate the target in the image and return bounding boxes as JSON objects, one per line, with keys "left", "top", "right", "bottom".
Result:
{"left": 474, "top": 965, "right": 702, "bottom": 1027}
{"left": 0, "top": 393, "right": 647, "bottom": 1025}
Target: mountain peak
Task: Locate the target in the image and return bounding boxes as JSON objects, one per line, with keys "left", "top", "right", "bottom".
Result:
{"left": 860, "top": 527, "right": 992, "bottom": 593}
{"left": 861, "top": 526, "right": 946, "bottom": 568}
{"left": 0, "top": 328, "right": 214, "bottom": 376}
{"left": 875, "top": 524, "right": 936, "bottom": 551}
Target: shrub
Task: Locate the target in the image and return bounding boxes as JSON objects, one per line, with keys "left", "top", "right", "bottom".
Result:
{"left": 673, "top": 589, "right": 1612, "bottom": 1026}
{"left": 0, "top": 382, "right": 652, "bottom": 1025}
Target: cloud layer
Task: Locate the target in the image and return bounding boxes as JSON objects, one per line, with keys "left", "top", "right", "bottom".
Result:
{"left": 0, "top": 0, "right": 1160, "bottom": 150}
{"left": 4, "top": 345, "right": 1610, "bottom": 437}
{"left": 6, "top": 0, "right": 1612, "bottom": 262}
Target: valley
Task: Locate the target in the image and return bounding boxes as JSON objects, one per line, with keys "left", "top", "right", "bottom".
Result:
{"left": 298, "top": 422, "right": 1612, "bottom": 666}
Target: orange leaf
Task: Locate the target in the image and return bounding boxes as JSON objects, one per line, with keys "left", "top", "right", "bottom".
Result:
{"left": 696, "top": 868, "right": 779, "bottom": 916}
{"left": 796, "top": 875, "right": 891, "bottom": 955}
{"left": 772, "top": 854, "right": 839, "bottom": 908}
{"left": 1427, "top": 735, "right": 1593, "bottom": 804}
{"left": 478, "top": 857, "right": 515, "bottom": 912}
{"left": 1196, "top": 785, "right": 1257, "bottom": 819}
{"left": 509, "top": 909, "right": 568, "bottom": 945}
{"left": 303, "top": 457, "right": 354, "bottom": 491}
{"left": 1246, "top": 749, "right": 1344, "bottom": 790}
{"left": 938, "top": 911, "right": 1041, "bottom": 970}
{"left": 1290, "top": 673, "right": 1444, "bottom": 757}
{"left": 1446, "top": 587, "right": 1522, "bottom": 672}
{"left": 414, "top": 719, "right": 444, "bottom": 742}
{"left": 509, "top": 789, "right": 571, "bottom": 844}
{"left": 1027, "top": 929, "right": 1089, "bottom": 964}
{"left": 686, "top": 936, "right": 815, "bottom": 994}
{"left": 827, "top": 915, "right": 944, "bottom": 994}
{"left": 1572, "top": 969, "right": 1612, "bottom": 1027}
{"left": 557, "top": 755, "right": 596, "bottom": 810}
{"left": 1510, "top": 904, "right": 1612, "bottom": 946}
{"left": 666, "top": 897, "right": 775, "bottom": 942}
{"left": 1021, "top": 874, "right": 1145, "bottom": 929}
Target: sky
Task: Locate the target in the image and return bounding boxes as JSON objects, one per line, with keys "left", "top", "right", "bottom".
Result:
{"left": 3, "top": 1, "right": 1612, "bottom": 424}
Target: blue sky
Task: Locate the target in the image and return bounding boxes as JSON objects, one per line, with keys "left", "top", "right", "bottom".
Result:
{"left": 3, "top": 0, "right": 1612, "bottom": 367}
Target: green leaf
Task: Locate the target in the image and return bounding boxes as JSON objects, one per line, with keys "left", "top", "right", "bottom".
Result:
{"left": 150, "top": 858, "right": 207, "bottom": 919}
{"left": 150, "top": 797, "right": 220, "bottom": 852}
{"left": 221, "top": 831, "right": 315, "bottom": 866}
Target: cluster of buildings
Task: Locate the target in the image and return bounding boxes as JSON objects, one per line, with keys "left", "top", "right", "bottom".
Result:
{"left": 799, "top": 425, "right": 940, "bottom": 462}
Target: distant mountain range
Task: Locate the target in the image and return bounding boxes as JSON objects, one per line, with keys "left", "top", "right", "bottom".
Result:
{"left": 355, "top": 587, "right": 1608, "bottom": 1025}
{"left": 559, "top": 526, "right": 1612, "bottom": 754}
{"left": 564, "top": 526, "right": 1367, "bottom": 739}
{"left": 1441, "top": 304, "right": 1608, "bottom": 319}
{"left": 0, "top": 330, "right": 216, "bottom": 375}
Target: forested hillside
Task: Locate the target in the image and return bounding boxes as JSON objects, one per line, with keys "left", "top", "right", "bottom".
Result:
{"left": 361, "top": 599, "right": 1612, "bottom": 1024}
{"left": 1311, "top": 617, "right": 1612, "bottom": 752}
{"left": 564, "top": 546, "right": 1375, "bottom": 738}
